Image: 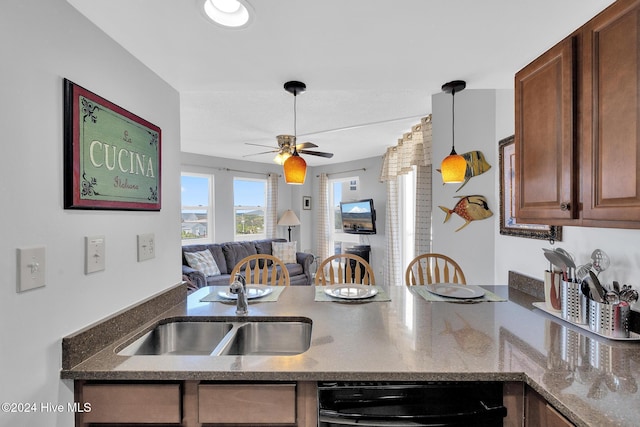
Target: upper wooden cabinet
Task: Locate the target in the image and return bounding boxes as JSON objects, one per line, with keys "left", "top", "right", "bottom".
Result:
{"left": 515, "top": 0, "right": 640, "bottom": 228}
{"left": 581, "top": 0, "right": 640, "bottom": 225}
{"left": 515, "top": 36, "right": 577, "bottom": 222}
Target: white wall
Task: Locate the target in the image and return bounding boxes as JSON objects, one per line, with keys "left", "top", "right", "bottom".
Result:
{"left": 431, "top": 90, "right": 497, "bottom": 286}
{"left": 308, "top": 157, "right": 388, "bottom": 280}
{"left": 0, "top": 1, "right": 181, "bottom": 426}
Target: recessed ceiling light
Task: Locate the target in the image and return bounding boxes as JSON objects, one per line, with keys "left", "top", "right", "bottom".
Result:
{"left": 203, "top": 0, "right": 251, "bottom": 28}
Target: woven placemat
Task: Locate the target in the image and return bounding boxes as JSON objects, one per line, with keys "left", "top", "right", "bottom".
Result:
{"left": 411, "top": 286, "right": 506, "bottom": 303}
{"left": 314, "top": 285, "right": 391, "bottom": 303}
{"left": 200, "top": 286, "right": 286, "bottom": 303}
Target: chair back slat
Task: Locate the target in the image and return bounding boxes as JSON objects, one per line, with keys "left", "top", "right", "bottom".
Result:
{"left": 315, "top": 253, "right": 376, "bottom": 286}
{"left": 405, "top": 254, "right": 466, "bottom": 286}
{"left": 230, "top": 254, "right": 290, "bottom": 286}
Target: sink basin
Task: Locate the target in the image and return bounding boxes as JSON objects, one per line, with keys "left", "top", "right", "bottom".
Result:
{"left": 215, "top": 321, "right": 312, "bottom": 356}
{"left": 118, "top": 321, "right": 233, "bottom": 355}
{"left": 117, "top": 318, "right": 312, "bottom": 356}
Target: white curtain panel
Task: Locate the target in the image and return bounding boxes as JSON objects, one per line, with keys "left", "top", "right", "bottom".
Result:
{"left": 380, "top": 115, "right": 433, "bottom": 284}
{"left": 316, "top": 173, "right": 331, "bottom": 264}
{"left": 414, "top": 117, "right": 433, "bottom": 255}
{"left": 266, "top": 173, "right": 278, "bottom": 238}
{"left": 414, "top": 164, "right": 432, "bottom": 255}
{"left": 384, "top": 179, "right": 402, "bottom": 285}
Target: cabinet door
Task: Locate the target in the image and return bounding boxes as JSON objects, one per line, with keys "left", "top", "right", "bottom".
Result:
{"left": 581, "top": 0, "right": 640, "bottom": 225}
{"left": 79, "top": 383, "right": 182, "bottom": 424}
{"left": 515, "top": 37, "right": 577, "bottom": 222}
{"left": 525, "top": 386, "right": 574, "bottom": 427}
{"left": 198, "top": 383, "right": 297, "bottom": 424}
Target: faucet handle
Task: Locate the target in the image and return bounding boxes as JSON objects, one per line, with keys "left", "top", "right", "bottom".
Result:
{"left": 235, "top": 273, "right": 246, "bottom": 286}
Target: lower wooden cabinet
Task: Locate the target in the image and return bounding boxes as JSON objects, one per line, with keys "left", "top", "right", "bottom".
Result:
{"left": 198, "top": 383, "right": 296, "bottom": 424}
{"left": 79, "top": 383, "right": 182, "bottom": 424}
{"left": 74, "top": 380, "right": 317, "bottom": 427}
{"left": 525, "top": 386, "right": 574, "bottom": 427}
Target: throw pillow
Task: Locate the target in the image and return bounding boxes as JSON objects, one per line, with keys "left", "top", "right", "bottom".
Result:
{"left": 272, "top": 241, "right": 297, "bottom": 264}
{"left": 184, "top": 250, "right": 221, "bottom": 277}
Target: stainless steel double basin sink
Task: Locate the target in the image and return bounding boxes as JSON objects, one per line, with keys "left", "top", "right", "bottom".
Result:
{"left": 117, "top": 317, "right": 312, "bottom": 356}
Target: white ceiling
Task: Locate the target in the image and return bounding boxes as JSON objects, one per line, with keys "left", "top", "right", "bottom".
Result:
{"left": 67, "top": 0, "right": 614, "bottom": 166}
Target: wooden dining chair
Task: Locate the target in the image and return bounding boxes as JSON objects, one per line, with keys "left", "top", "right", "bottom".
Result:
{"left": 230, "top": 254, "right": 290, "bottom": 286}
{"left": 315, "top": 253, "right": 376, "bottom": 285}
{"left": 405, "top": 253, "right": 466, "bottom": 286}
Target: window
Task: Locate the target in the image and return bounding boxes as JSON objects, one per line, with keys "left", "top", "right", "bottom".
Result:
{"left": 233, "top": 178, "right": 266, "bottom": 241}
{"left": 329, "top": 176, "right": 360, "bottom": 254}
{"left": 181, "top": 173, "right": 213, "bottom": 244}
{"left": 399, "top": 167, "right": 417, "bottom": 271}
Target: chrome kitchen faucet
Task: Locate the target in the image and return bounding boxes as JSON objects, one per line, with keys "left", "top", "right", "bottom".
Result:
{"left": 229, "top": 273, "right": 248, "bottom": 315}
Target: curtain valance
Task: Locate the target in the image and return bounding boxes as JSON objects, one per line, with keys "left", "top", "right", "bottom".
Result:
{"left": 379, "top": 115, "right": 432, "bottom": 182}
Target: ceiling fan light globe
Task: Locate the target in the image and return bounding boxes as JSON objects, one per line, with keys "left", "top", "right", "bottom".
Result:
{"left": 274, "top": 151, "right": 291, "bottom": 165}
{"left": 441, "top": 153, "right": 467, "bottom": 183}
{"left": 283, "top": 154, "right": 307, "bottom": 184}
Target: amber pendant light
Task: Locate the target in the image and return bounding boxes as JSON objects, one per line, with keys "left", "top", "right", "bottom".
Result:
{"left": 283, "top": 81, "right": 307, "bottom": 185}
{"left": 440, "top": 80, "right": 467, "bottom": 184}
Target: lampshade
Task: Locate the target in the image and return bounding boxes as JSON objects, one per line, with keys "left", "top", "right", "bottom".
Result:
{"left": 277, "top": 209, "right": 301, "bottom": 226}
{"left": 440, "top": 80, "right": 467, "bottom": 184}
{"left": 283, "top": 152, "right": 307, "bottom": 184}
{"left": 440, "top": 149, "right": 467, "bottom": 183}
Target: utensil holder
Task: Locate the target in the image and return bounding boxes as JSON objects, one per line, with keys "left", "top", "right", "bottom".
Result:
{"left": 544, "top": 270, "right": 562, "bottom": 312}
{"left": 560, "top": 280, "right": 588, "bottom": 324}
{"left": 588, "top": 300, "right": 630, "bottom": 338}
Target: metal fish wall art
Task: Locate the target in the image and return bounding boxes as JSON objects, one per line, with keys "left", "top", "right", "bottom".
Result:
{"left": 436, "top": 150, "right": 492, "bottom": 191}
{"left": 439, "top": 195, "right": 493, "bottom": 232}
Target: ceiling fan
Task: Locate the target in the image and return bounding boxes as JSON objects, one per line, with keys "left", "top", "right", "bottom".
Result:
{"left": 244, "top": 81, "right": 334, "bottom": 164}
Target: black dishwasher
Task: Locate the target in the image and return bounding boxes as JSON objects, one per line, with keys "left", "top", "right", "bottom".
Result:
{"left": 318, "top": 381, "right": 506, "bottom": 426}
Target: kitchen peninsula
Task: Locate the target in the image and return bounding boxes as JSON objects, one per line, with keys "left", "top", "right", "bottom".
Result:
{"left": 62, "top": 282, "right": 640, "bottom": 426}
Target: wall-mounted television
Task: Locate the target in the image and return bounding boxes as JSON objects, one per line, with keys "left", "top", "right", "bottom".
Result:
{"left": 340, "top": 199, "right": 376, "bottom": 235}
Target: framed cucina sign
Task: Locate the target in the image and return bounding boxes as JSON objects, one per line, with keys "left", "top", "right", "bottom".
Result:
{"left": 63, "top": 78, "right": 161, "bottom": 211}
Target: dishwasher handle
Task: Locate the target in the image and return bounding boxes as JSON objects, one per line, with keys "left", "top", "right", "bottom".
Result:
{"left": 318, "top": 401, "right": 507, "bottom": 427}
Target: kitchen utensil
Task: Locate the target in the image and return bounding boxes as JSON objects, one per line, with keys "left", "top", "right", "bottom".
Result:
{"left": 543, "top": 248, "right": 567, "bottom": 280}
{"left": 589, "top": 270, "right": 607, "bottom": 302}
{"left": 544, "top": 271, "right": 563, "bottom": 311}
{"left": 613, "top": 280, "right": 620, "bottom": 295}
{"left": 554, "top": 249, "right": 576, "bottom": 280}
{"left": 604, "top": 291, "right": 619, "bottom": 304}
{"left": 555, "top": 248, "right": 575, "bottom": 264}
{"left": 583, "top": 275, "right": 603, "bottom": 303}
{"left": 575, "top": 264, "right": 592, "bottom": 281}
{"left": 619, "top": 287, "right": 638, "bottom": 304}
{"left": 591, "top": 249, "right": 610, "bottom": 274}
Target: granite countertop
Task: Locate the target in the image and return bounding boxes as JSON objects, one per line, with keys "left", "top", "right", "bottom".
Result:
{"left": 61, "top": 283, "right": 640, "bottom": 426}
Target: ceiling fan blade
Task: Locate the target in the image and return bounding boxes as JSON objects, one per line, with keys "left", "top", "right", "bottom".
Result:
{"left": 242, "top": 150, "right": 278, "bottom": 157}
{"left": 295, "top": 142, "right": 318, "bottom": 149}
{"left": 299, "top": 150, "right": 334, "bottom": 158}
{"left": 298, "top": 114, "right": 427, "bottom": 137}
{"left": 245, "top": 142, "right": 278, "bottom": 149}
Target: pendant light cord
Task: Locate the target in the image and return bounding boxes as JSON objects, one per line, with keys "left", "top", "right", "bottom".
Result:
{"left": 450, "top": 89, "right": 457, "bottom": 155}
{"left": 292, "top": 91, "right": 298, "bottom": 155}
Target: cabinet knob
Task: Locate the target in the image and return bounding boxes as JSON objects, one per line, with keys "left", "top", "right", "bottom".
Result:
{"left": 560, "top": 202, "right": 571, "bottom": 211}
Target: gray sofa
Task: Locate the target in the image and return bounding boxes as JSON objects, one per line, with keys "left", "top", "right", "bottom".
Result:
{"left": 182, "top": 238, "right": 313, "bottom": 288}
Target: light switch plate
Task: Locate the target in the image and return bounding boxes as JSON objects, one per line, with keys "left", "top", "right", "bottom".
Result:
{"left": 17, "top": 246, "right": 46, "bottom": 292}
{"left": 85, "top": 235, "right": 105, "bottom": 274}
{"left": 137, "top": 233, "right": 155, "bottom": 261}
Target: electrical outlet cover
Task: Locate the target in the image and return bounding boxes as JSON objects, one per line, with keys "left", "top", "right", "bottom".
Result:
{"left": 17, "top": 246, "right": 46, "bottom": 292}
{"left": 85, "top": 236, "right": 105, "bottom": 274}
{"left": 137, "top": 233, "right": 155, "bottom": 261}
